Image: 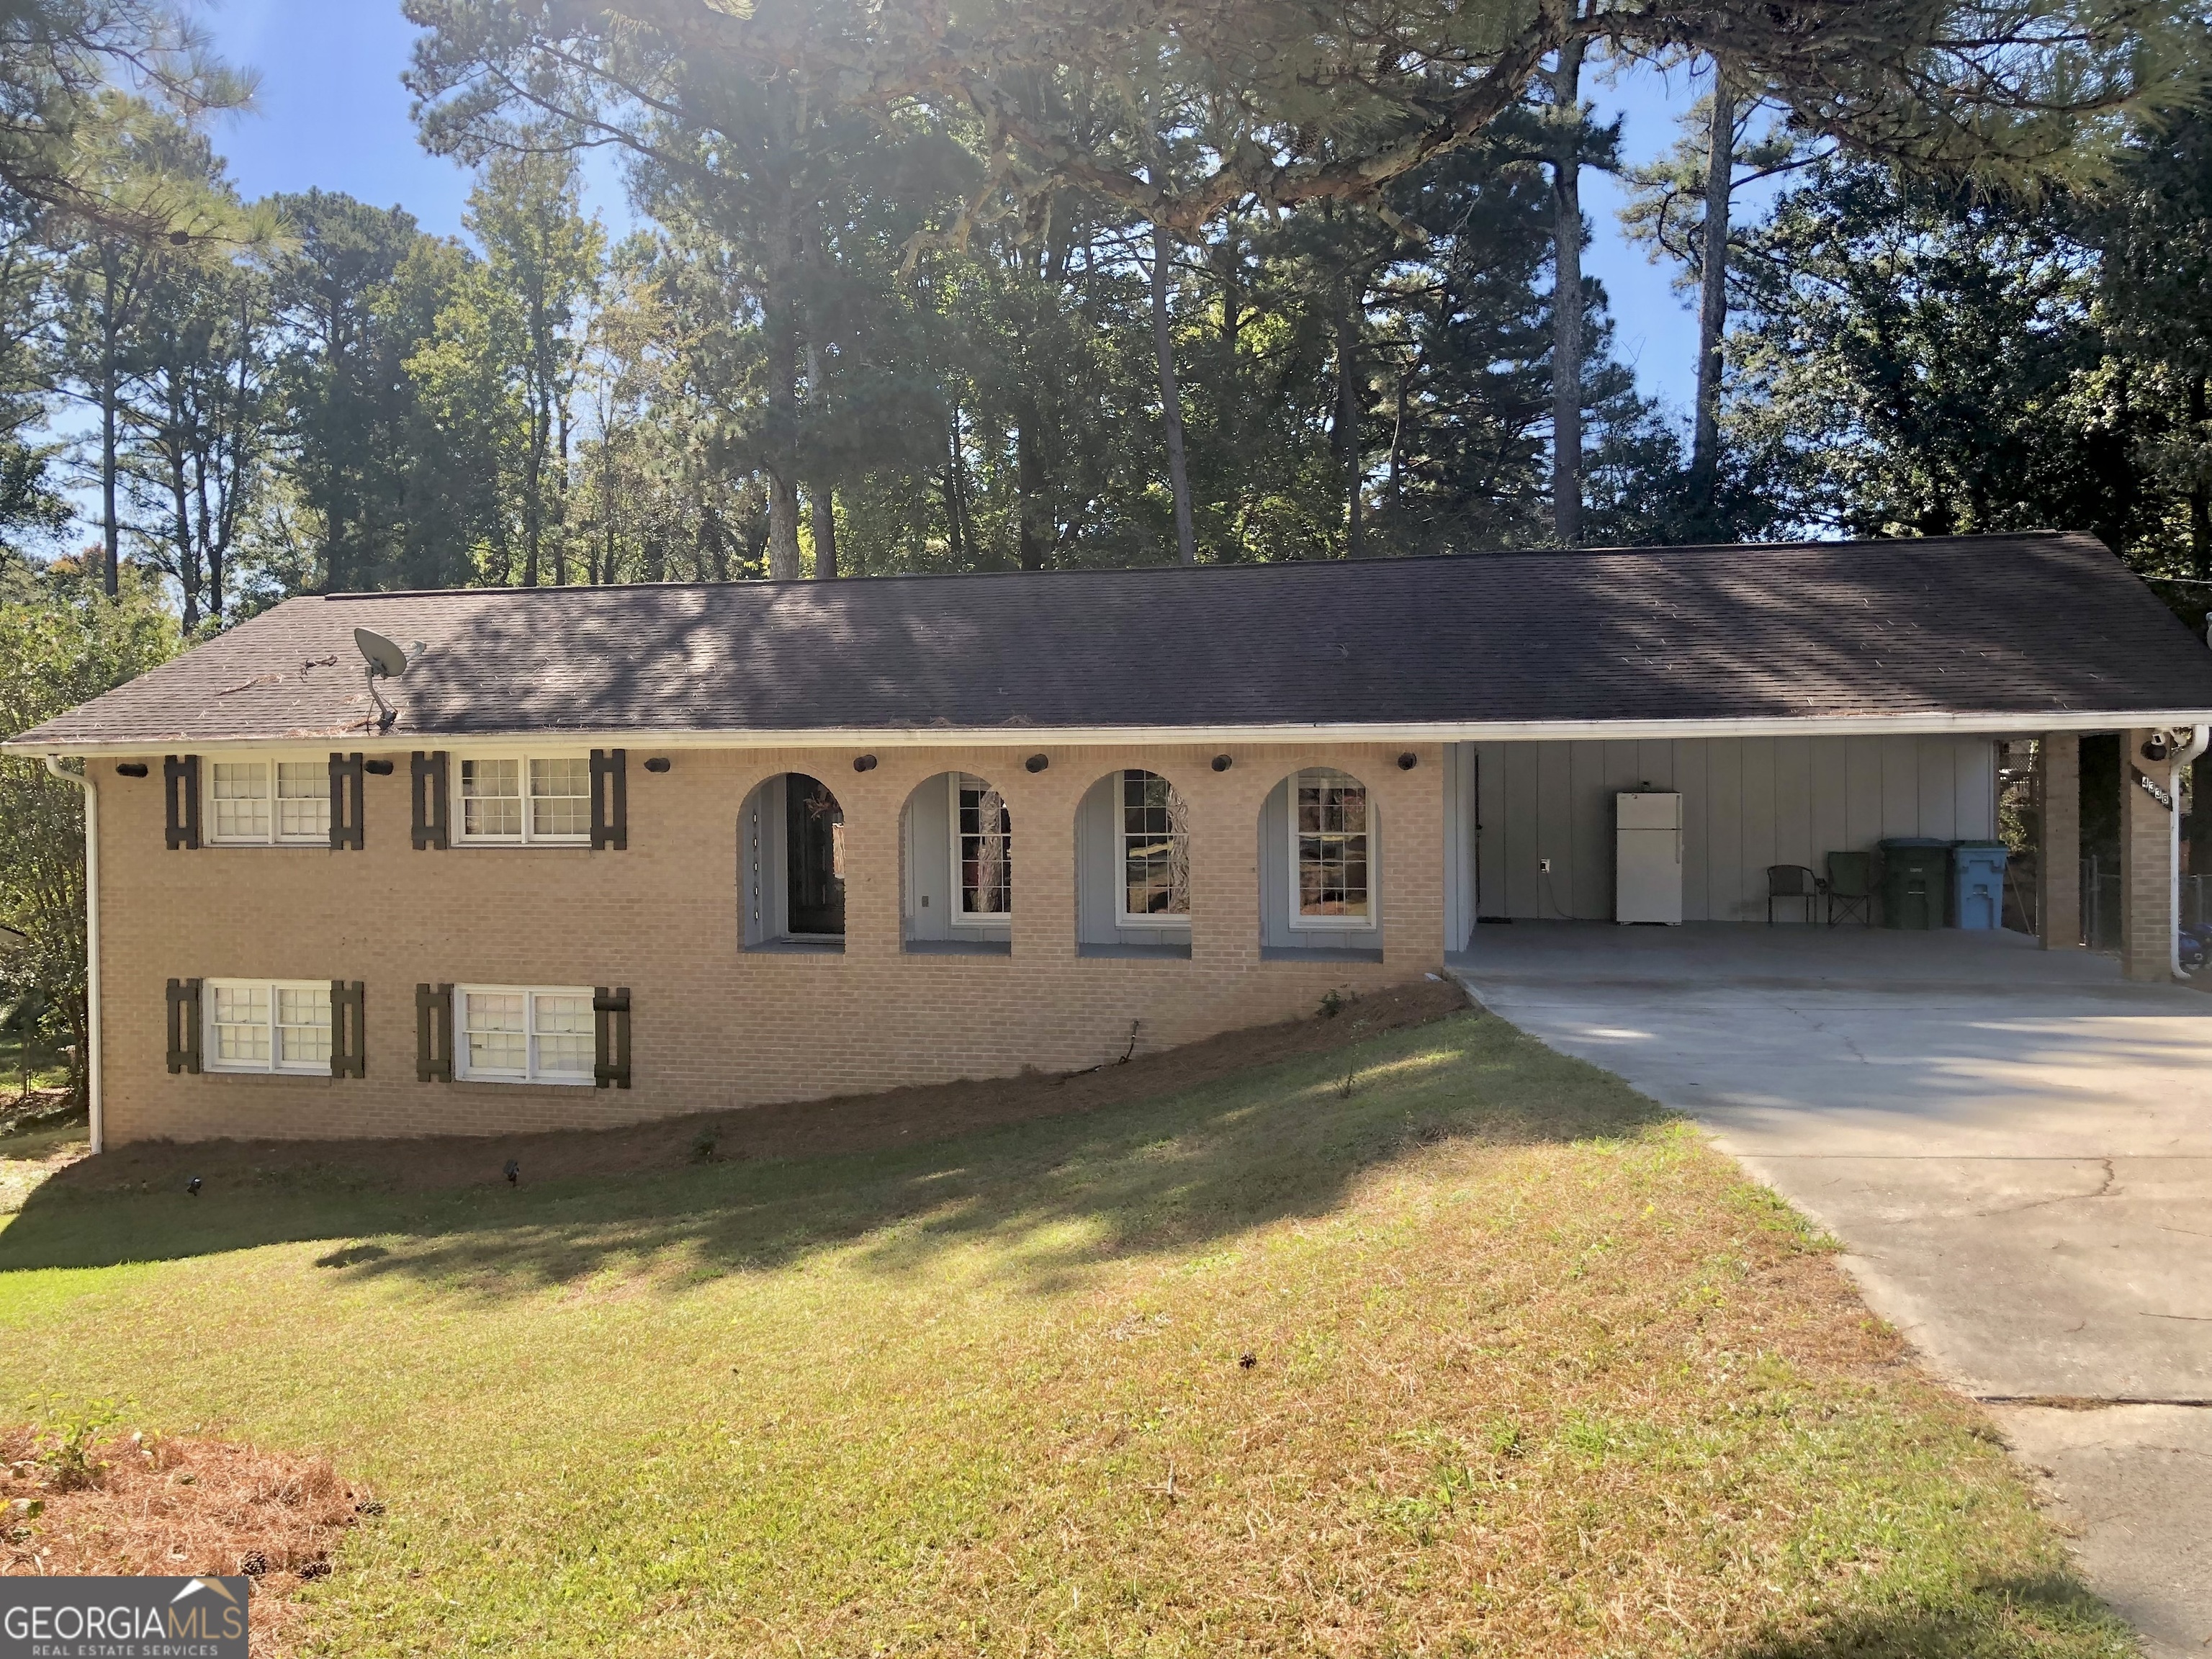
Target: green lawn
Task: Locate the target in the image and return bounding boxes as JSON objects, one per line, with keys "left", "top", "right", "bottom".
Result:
{"left": 0, "top": 1007, "right": 2129, "bottom": 1658}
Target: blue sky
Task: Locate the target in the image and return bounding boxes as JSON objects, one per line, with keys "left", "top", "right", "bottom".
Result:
{"left": 198, "top": 1, "right": 1709, "bottom": 414}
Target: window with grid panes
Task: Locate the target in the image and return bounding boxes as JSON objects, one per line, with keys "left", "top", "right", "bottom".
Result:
{"left": 204, "top": 980, "right": 331, "bottom": 1073}
{"left": 206, "top": 760, "right": 330, "bottom": 845}
{"left": 1290, "top": 769, "right": 1372, "bottom": 926}
{"left": 954, "top": 775, "right": 1012, "bottom": 919}
{"left": 457, "top": 987, "right": 595, "bottom": 1084}
{"left": 1120, "top": 770, "right": 1190, "bottom": 922}
{"left": 454, "top": 755, "right": 591, "bottom": 844}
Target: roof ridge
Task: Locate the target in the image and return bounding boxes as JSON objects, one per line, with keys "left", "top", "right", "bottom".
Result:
{"left": 310, "top": 531, "right": 2080, "bottom": 604}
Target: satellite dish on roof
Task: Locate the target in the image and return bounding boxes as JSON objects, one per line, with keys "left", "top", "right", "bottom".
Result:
{"left": 355, "top": 628, "right": 410, "bottom": 680}
{"left": 353, "top": 628, "right": 409, "bottom": 731}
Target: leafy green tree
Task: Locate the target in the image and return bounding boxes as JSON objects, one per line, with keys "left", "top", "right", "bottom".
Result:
{"left": 0, "top": 0, "right": 249, "bottom": 233}
{"left": 42, "top": 94, "right": 244, "bottom": 595}
{"left": 266, "top": 190, "right": 486, "bottom": 593}
{"left": 466, "top": 146, "right": 603, "bottom": 586}
{"left": 116, "top": 221, "right": 272, "bottom": 628}
{"left": 1621, "top": 83, "right": 1818, "bottom": 534}
{"left": 405, "top": 0, "right": 2198, "bottom": 235}
{"left": 1727, "top": 158, "right": 2177, "bottom": 552}
{"left": 0, "top": 562, "right": 176, "bottom": 1100}
{"left": 2087, "top": 104, "right": 2212, "bottom": 576}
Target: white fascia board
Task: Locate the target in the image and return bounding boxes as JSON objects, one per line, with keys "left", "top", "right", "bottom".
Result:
{"left": 16, "top": 708, "right": 2212, "bottom": 758}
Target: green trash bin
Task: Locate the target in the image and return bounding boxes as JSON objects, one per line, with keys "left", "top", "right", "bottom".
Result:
{"left": 1879, "top": 837, "right": 1950, "bottom": 930}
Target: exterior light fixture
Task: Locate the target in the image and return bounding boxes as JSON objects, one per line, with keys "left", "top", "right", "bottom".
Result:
{"left": 1397, "top": 752, "right": 1419, "bottom": 770}
{"left": 1025, "top": 753, "right": 1050, "bottom": 773}
{"left": 117, "top": 762, "right": 149, "bottom": 778}
{"left": 1212, "top": 755, "right": 1233, "bottom": 773}
{"left": 644, "top": 757, "right": 673, "bottom": 774}
{"left": 853, "top": 755, "right": 878, "bottom": 773}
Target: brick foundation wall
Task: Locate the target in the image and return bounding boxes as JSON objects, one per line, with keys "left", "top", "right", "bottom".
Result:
{"left": 96, "top": 742, "right": 1447, "bottom": 1144}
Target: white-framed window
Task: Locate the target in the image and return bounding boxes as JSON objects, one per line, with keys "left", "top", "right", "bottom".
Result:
{"left": 952, "top": 773, "right": 1012, "bottom": 922}
{"left": 1289, "top": 768, "right": 1375, "bottom": 930}
{"left": 1119, "top": 770, "right": 1190, "bottom": 925}
{"left": 204, "top": 757, "right": 330, "bottom": 845}
{"left": 204, "top": 979, "right": 332, "bottom": 1074}
{"left": 455, "top": 986, "right": 595, "bottom": 1085}
{"left": 452, "top": 754, "right": 592, "bottom": 845}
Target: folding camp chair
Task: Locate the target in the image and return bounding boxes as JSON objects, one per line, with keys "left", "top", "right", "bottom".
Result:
{"left": 1825, "top": 851, "right": 1874, "bottom": 926}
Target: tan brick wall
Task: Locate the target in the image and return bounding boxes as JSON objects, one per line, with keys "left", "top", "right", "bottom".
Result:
{"left": 2119, "top": 729, "right": 2177, "bottom": 984}
{"left": 95, "top": 742, "right": 1447, "bottom": 1143}
{"left": 2037, "top": 733, "right": 2080, "bottom": 950}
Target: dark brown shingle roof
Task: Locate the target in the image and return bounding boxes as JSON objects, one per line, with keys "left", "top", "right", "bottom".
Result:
{"left": 13, "top": 531, "right": 2212, "bottom": 750}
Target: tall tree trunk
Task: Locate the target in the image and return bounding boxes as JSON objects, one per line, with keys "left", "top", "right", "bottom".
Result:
{"left": 1334, "top": 267, "right": 1365, "bottom": 558}
{"left": 1388, "top": 367, "right": 1410, "bottom": 517}
{"left": 523, "top": 373, "right": 544, "bottom": 588}
{"left": 553, "top": 392, "right": 572, "bottom": 586}
{"left": 809, "top": 485, "right": 837, "bottom": 579}
{"left": 1549, "top": 40, "right": 1586, "bottom": 547}
{"left": 1151, "top": 223, "right": 1197, "bottom": 565}
{"left": 763, "top": 315, "right": 801, "bottom": 578}
{"left": 2192, "top": 372, "right": 2210, "bottom": 580}
{"left": 99, "top": 266, "right": 120, "bottom": 597}
{"left": 804, "top": 334, "right": 837, "bottom": 579}
{"left": 170, "top": 423, "right": 198, "bottom": 633}
{"left": 1015, "top": 408, "right": 1048, "bottom": 571}
{"left": 1688, "top": 64, "right": 1735, "bottom": 518}
{"left": 943, "top": 402, "right": 979, "bottom": 565}
{"left": 766, "top": 473, "right": 802, "bottom": 580}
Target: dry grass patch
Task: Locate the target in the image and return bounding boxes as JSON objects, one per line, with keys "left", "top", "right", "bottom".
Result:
{"left": 1, "top": 1422, "right": 369, "bottom": 1656}
{"left": 0, "top": 1004, "right": 2132, "bottom": 1658}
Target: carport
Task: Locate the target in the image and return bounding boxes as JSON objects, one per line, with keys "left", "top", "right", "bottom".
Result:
{"left": 1419, "top": 532, "right": 2212, "bottom": 979}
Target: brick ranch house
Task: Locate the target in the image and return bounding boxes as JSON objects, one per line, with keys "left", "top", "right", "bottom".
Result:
{"left": 14, "top": 531, "right": 2212, "bottom": 1151}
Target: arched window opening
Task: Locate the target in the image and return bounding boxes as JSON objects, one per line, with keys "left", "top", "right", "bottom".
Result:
{"left": 1258, "top": 768, "right": 1383, "bottom": 962}
{"left": 1076, "top": 770, "right": 1193, "bottom": 958}
{"left": 739, "top": 773, "right": 845, "bottom": 953}
{"left": 903, "top": 772, "right": 1013, "bottom": 956}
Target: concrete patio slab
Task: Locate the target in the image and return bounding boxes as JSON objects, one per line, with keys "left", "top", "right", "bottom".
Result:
{"left": 1451, "top": 923, "right": 2212, "bottom": 1658}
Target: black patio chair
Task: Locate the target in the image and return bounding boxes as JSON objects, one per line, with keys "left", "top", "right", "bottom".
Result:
{"left": 1825, "top": 851, "right": 1875, "bottom": 926}
{"left": 1766, "top": 864, "right": 1822, "bottom": 924}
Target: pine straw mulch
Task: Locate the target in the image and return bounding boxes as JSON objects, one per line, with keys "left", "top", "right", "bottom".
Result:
{"left": 57, "top": 977, "right": 1470, "bottom": 1196}
{"left": 1, "top": 1426, "right": 369, "bottom": 1658}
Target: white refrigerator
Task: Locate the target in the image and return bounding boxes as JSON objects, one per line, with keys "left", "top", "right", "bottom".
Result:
{"left": 1615, "top": 792, "right": 1683, "bottom": 924}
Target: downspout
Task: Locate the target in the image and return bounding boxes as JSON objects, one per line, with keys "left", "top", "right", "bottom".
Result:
{"left": 2171, "top": 726, "right": 2211, "bottom": 981}
{"left": 43, "top": 755, "right": 100, "bottom": 1154}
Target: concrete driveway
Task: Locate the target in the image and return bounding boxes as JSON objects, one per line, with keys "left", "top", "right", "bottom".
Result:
{"left": 1455, "top": 924, "right": 2212, "bottom": 1659}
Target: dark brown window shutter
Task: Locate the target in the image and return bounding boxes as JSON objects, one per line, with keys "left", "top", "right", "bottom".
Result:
{"left": 590, "top": 749, "right": 627, "bottom": 850}
{"left": 410, "top": 751, "right": 449, "bottom": 850}
{"left": 163, "top": 756, "right": 201, "bottom": 850}
{"left": 328, "top": 753, "right": 366, "bottom": 850}
{"left": 166, "top": 978, "right": 202, "bottom": 1074}
{"left": 415, "top": 982, "right": 454, "bottom": 1082}
{"left": 593, "top": 986, "right": 631, "bottom": 1089}
{"left": 331, "top": 980, "right": 366, "bottom": 1078}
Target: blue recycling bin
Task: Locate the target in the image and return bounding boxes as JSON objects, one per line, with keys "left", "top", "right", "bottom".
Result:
{"left": 1951, "top": 840, "right": 2009, "bottom": 930}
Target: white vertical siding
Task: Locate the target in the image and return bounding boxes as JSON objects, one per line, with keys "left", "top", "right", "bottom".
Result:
{"left": 1456, "top": 734, "right": 1997, "bottom": 924}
